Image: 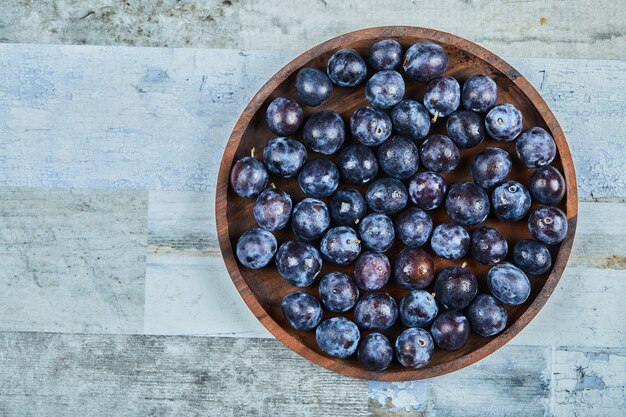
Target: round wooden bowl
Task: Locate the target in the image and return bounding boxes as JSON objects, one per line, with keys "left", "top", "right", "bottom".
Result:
{"left": 216, "top": 26, "right": 577, "bottom": 381}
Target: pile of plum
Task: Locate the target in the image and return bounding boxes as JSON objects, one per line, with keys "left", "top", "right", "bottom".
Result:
{"left": 229, "top": 39, "right": 567, "bottom": 371}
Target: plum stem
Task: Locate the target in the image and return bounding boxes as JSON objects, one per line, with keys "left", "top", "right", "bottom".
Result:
{"left": 354, "top": 218, "right": 360, "bottom": 225}
{"left": 427, "top": 292, "right": 436, "bottom": 301}
{"left": 270, "top": 182, "right": 276, "bottom": 189}
{"left": 431, "top": 110, "right": 439, "bottom": 123}
{"left": 251, "top": 148, "right": 256, "bottom": 158}
{"left": 461, "top": 261, "right": 468, "bottom": 268}
{"left": 347, "top": 239, "right": 361, "bottom": 245}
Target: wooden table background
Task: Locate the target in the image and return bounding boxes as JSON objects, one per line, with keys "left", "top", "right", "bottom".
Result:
{"left": 0, "top": 1, "right": 624, "bottom": 416}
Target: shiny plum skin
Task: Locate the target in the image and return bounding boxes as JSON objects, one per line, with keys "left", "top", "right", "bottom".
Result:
{"left": 445, "top": 182, "right": 490, "bottom": 226}
{"left": 446, "top": 110, "right": 485, "bottom": 148}
{"left": 420, "top": 134, "right": 460, "bottom": 173}
{"left": 365, "top": 177, "right": 408, "bottom": 215}
{"left": 319, "top": 272, "right": 359, "bottom": 312}
{"left": 316, "top": 317, "right": 360, "bottom": 358}
{"left": 395, "top": 328, "right": 434, "bottom": 369}
{"left": 471, "top": 226, "right": 508, "bottom": 265}
{"left": 377, "top": 135, "right": 419, "bottom": 179}
{"left": 353, "top": 251, "right": 391, "bottom": 290}
{"left": 529, "top": 165, "right": 566, "bottom": 205}
{"left": 329, "top": 189, "right": 366, "bottom": 226}
{"left": 358, "top": 214, "right": 395, "bottom": 253}
{"left": 358, "top": 333, "right": 394, "bottom": 372}
{"left": 513, "top": 239, "right": 552, "bottom": 275}
{"left": 461, "top": 74, "right": 498, "bottom": 113}
{"left": 368, "top": 39, "right": 402, "bottom": 71}
{"left": 281, "top": 291, "right": 323, "bottom": 331}
{"left": 528, "top": 206, "right": 568, "bottom": 245}
{"left": 391, "top": 100, "right": 431, "bottom": 141}
{"left": 295, "top": 67, "right": 333, "bottom": 107}
{"left": 394, "top": 247, "right": 435, "bottom": 290}
{"left": 516, "top": 127, "right": 557, "bottom": 168}
{"left": 235, "top": 228, "right": 277, "bottom": 269}
{"left": 487, "top": 262, "right": 531, "bottom": 305}
{"left": 263, "top": 137, "right": 307, "bottom": 178}
{"left": 266, "top": 97, "right": 303, "bottom": 136}
{"left": 468, "top": 294, "right": 508, "bottom": 337}
{"left": 354, "top": 291, "right": 398, "bottom": 331}
{"left": 319, "top": 226, "right": 361, "bottom": 265}
{"left": 491, "top": 180, "right": 532, "bottom": 222}
{"left": 431, "top": 311, "right": 470, "bottom": 351}
{"left": 423, "top": 76, "right": 461, "bottom": 117}
{"left": 253, "top": 188, "right": 293, "bottom": 231}
{"left": 230, "top": 156, "right": 269, "bottom": 198}
{"left": 403, "top": 41, "right": 448, "bottom": 82}
{"left": 291, "top": 198, "right": 330, "bottom": 241}
{"left": 366, "top": 70, "right": 405, "bottom": 109}
{"left": 399, "top": 290, "right": 439, "bottom": 328}
{"left": 408, "top": 172, "right": 447, "bottom": 211}
{"left": 338, "top": 144, "right": 379, "bottom": 185}
{"left": 298, "top": 159, "right": 340, "bottom": 198}
{"left": 434, "top": 267, "right": 478, "bottom": 310}
{"left": 276, "top": 240, "right": 323, "bottom": 287}
{"left": 472, "top": 147, "right": 512, "bottom": 189}
{"left": 327, "top": 49, "right": 367, "bottom": 87}
{"left": 350, "top": 106, "right": 393, "bottom": 146}
{"left": 430, "top": 223, "right": 470, "bottom": 260}
{"left": 302, "top": 110, "right": 345, "bottom": 155}
{"left": 485, "top": 103, "right": 523, "bottom": 142}
{"left": 395, "top": 207, "right": 433, "bottom": 248}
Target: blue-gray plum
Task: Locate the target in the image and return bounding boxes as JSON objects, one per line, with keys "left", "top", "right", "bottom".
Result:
{"left": 403, "top": 41, "right": 448, "bottom": 81}
{"left": 420, "top": 134, "right": 460, "bottom": 173}
{"left": 445, "top": 182, "right": 490, "bottom": 226}
{"left": 485, "top": 103, "right": 523, "bottom": 142}
{"left": 353, "top": 291, "right": 398, "bottom": 331}
{"left": 353, "top": 251, "right": 391, "bottom": 290}
{"left": 358, "top": 333, "right": 394, "bottom": 371}
{"left": 470, "top": 226, "right": 508, "bottom": 266}
{"left": 528, "top": 165, "right": 565, "bottom": 205}
{"left": 491, "top": 180, "right": 532, "bottom": 222}
{"left": 295, "top": 67, "right": 333, "bottom": 107}
{"left": 316, "top": 317, "right": 360, "bottom": 358}
{"left": 516, "top": 127, "right": 557, "bottom": 168}
{"left": 365, "top": 177, "right": 408, "bottom": 215}
{"left": 434, "top": 266, "right": 478, "bottom": 310}
{"left": 368, "top": 39, "right": 402, "bottom": 70}
{"left": 236, "top": 228, "right": 277, "bottom": 269}
{"left": 319, "top": 226, "right": 361, "bottom": 265}
{"left": 468, "top": 294, "right": 507, "bottom": 337}
{"left": 281, "top": 291, "right": 322, "bottom": 331}
{"left": 350, "top": 106, "right": 393, "bottom": 146}
{"left": 327, "top": 49, "right": 367, "bottom": 87}
{"left": 395, "top": 328, "right": 434, "bottom": 369}
{"left": 276, "top": 240, "right": 323, "bottom": 287}
{"left": 408, "top": 171, "right": 447, "bottom": 211}
{"left": 266, "top": 97, "right": 303, "bottom": 136}
{"left": 472, "top": 147, "right": 512, "bottom": 189}
{"left": 377, "top": 135, "right": 419, "bottom": 179}
{"left": 446, "top": 110, "right": 485, "bottom": 148}
{"left": 298, "top": 158, "right": 340, "bottom": 198}
{"left": 329, "top": 189, "right": 366, "bottom": 226}
{"left": 431, "top": 311, "right": 470, "bottom": 351}
{"left": 461, "top": 74, "right": 498, "bottom": 113}
{"left": 423, "top": 76, "right": 461, "bottom": 118}
{"left": 394, "top": 247, "right": 435, "bottom": 290}
{"left": 318, "top": 272, "right": 359, "bottom": 312}
{"left": 513, "top": 239, "right": 552, "bottom": 275}
{"left": 528, "top": 206, "right": 568, "bottom": 245}
{"left": 358, "top": 214, "right": 395, "bottom": 253}
{"left": 391, "top": 100, "right": 431, "bottom": 141}
{"left": 366, "top": 70, "right": 405, "bottom": 109}
{"left": 302, "top": 110, "right": 345, "bottom": 155}
{"left": 338, "top": 144, "right": 378, "bottom": 185}
{"left": 395, "top": 207, "right": 433, "bottom": 247}
{"left": 230, "top": 156, "right": 269, "bottom": 198}
{"left": 253, "top": 188, "right": 292, "bottom": 231}
{"left": 430, "top": 222, "right": 470, "bottom": 260}
{"left": 291, "top": 198, "right": 330, "bottom": 241}
{"left": 263, "top": 137, "right": 307, "bottom": 178}
{"left": 399, "top": 290, "right": 438, "bottom": 328}
{"left": 487, "top": 262, "right": 531, "bottom": 305}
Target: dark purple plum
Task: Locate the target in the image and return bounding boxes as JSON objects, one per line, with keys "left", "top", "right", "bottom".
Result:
{"left": 358, "top": 333, "right": 394, "bottom": 372}
{"left": 485, "top": 103, "right": 523, "bottom": 142}
{"left": 528, "top": 165, "right": 566, "bottom": 205}
{"left": 377, "top": 135, "right": 419, "bottom": 179}
{"left": 461, "top": 74, "right": 498, "bottom": 113}
{"left": 265, "top": 97, "right": 303, "bottom": 136}
{"left": 276, "top": 240, "right": 323, "bottom": 287}
{"left": 353, "top": 291, "right": 398, "bottom": 331}
{"left": 472, "top": 147, "right": 512, "bottom": 189}
{"left": 513, "top": 239, "right": 552, "bottom": 275}
{"left": 298, "top": 158, "right": 340, "bottom": 198}
{"left": 295, "top": 67, "right": 333, "bottom": 107}
{"left": 235, "top": 228, "right": 277, "bottom": 269}
{"left": 399, "top": 290, "right": 438, "bottom": 328}
{"left": 329, "top": 188, "right": 366, "bottom": 226}
{"left": 420, "top": 134, "right": 460, "bottom": 173}
{"left": 491, "top": 180, "right": 532, "bottom": 222}
{"left": 350, "top": 106, "right": 393, "bottom": 146}
{"left": 302, "top": 110, "right": 345, "bottom": 155}
{"left": 445, "top": 182, "right": 490, "bottom": 226}
{"left": 253, "top": 188, "right": 292, "bottom": 231}
{"left": 281, "top": 291, "right": 322, "bottom": 331}
{"left": 291, "top": 198, "right": 330, "bottom": 241}
{"left": 430, "top": 222, "right": 470, "bottom": 260}
{"left": 368, "top": 39, "right": 402, "bottom": 70}
{"left": 468, "top": 294, "right": 507, "bottom": 337}
{"left": 471, "top": 226, "right": 508, "bottom": 265}
{"left": 403, "top": 41, "right": 448, "bottom": 82}
{"left": 394, "top": 247, "right": 435, "bottom": 290}
{"left": 434, "top": 267, "right": 478, "bottom": 310}
{"left": 263, "top": 137, "right": 307, "bottom": 178}
{"left": 423, "top": 76, "right": 461, "bottom": 118}
{"left": 338, "top": 144, "right": 379, "bottom": 185}
{"left": 366, "top": 70, "right": 405, "bottom": 109}
{"left": 431, "top": 311, "right": 470, "bottom": 351}
{"left": 353, "top": 251, "right": 391, "bottom": 290}
{"left": 316, "top": 317, "right": 360, "bottom": 358}
{"left": 516, "top": 127, "right": 557, "bottom": 168}
{"left": 408, "top": 171, "right": 447, "bottom": 211}
{"left": 395, "top": 328, "right": 434, "bottom": 369}
{"left": 528, "top": 206, "right": 568, "bottom": 245}
{"left": 230, "top": 155, "right": 269, "bottom": 198}
{"left": 358, "top": 214, "right": 395, "bottom": 253}
{"left": 327, "top": 48, "right": 367, "bottom": 87}
{"left": 487, "top": 262, "right": 531, "bottom": 305}
{"left": 395, "top": 207, "right": 433, "bottom": 247}
{"left": 365, "top": 177, "right": 408, "bottom": 215}
{"left": 446, "top": 110, "right": 485, "bottom": 148}
{"left": 319, "top": 272, "right": 359, "bottom": 312}
{"left": 320, "top": 226, "right": 361, "bottom": 265}
{"left": 391, "top": 100, "right": 431, "bottom": 141}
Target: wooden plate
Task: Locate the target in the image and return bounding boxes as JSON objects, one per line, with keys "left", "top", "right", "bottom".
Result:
{"left": 215, "top": 26, "right": 577, "bottom": 381}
